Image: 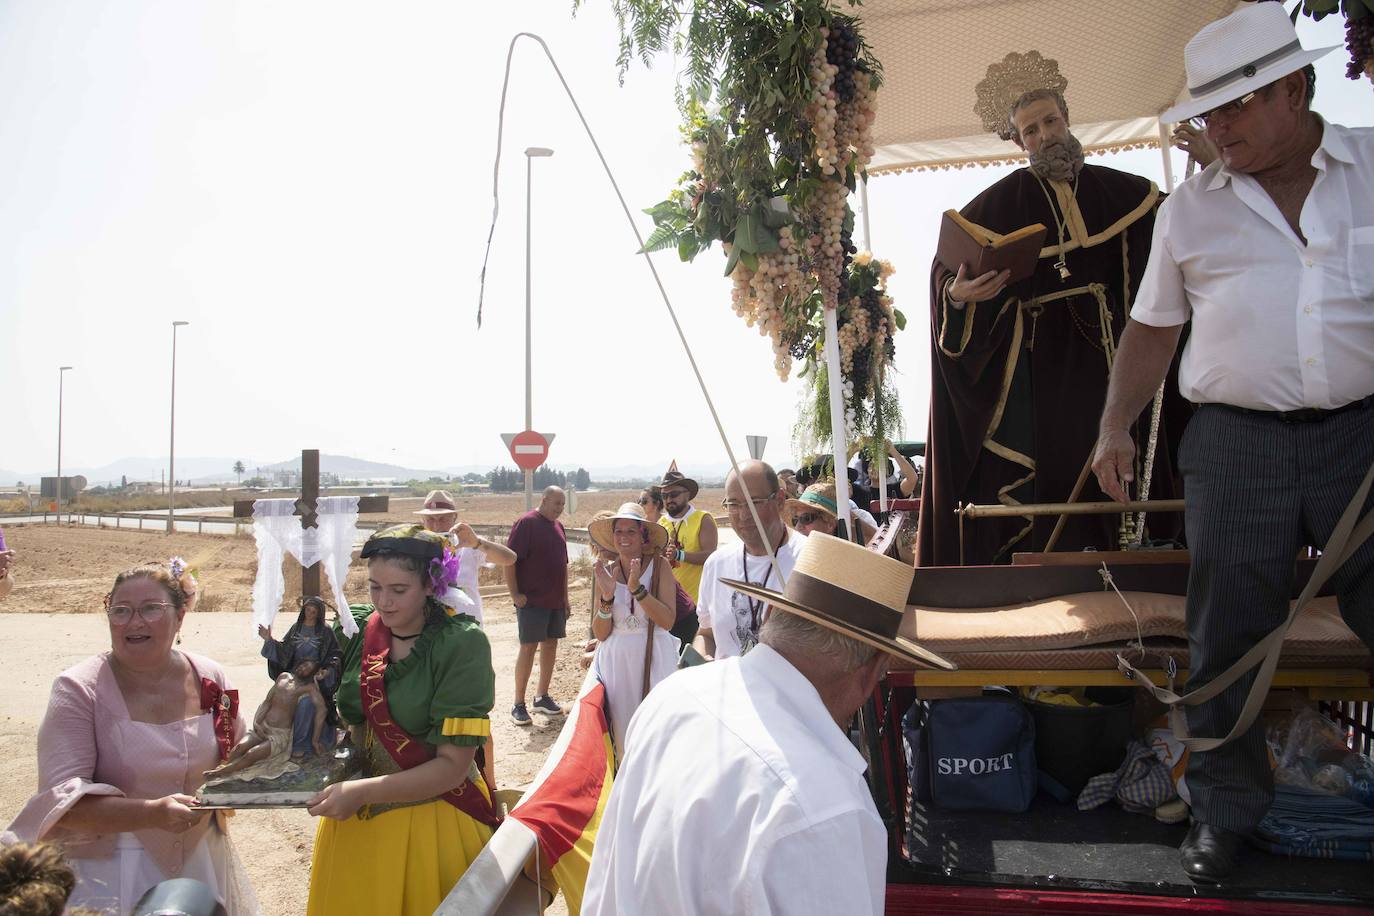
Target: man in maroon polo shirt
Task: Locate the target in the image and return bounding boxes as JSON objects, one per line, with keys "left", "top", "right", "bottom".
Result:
{"left": 505, "top": 486, "right": 570, "bottom": 725}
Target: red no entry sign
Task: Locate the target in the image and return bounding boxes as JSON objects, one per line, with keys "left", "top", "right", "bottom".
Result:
{"left": 502, "top": 430, "right": 554, "bottom": 471}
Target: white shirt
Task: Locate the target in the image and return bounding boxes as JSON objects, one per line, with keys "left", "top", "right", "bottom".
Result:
{"left": 696, "top": 529, "right": 805, "bottom": 658}
{"left": 583, "top": 644, "right": 886, "bottom": 916}
{"left": 1131, "top": 120, "right": 1374, "bottom": 411}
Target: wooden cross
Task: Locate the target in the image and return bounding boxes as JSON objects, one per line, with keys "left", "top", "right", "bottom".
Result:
{"left": 232, "top": 449, "right": 389, "bottom": 600}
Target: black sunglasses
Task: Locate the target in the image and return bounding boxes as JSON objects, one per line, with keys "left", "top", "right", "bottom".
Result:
{"left": 792, "top": 512, "right": 824, "bottom": 527}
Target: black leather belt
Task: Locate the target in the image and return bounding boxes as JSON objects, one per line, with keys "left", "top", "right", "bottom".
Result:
{"left": 1218, "top": 393, "right": 1374, "bottom": 424}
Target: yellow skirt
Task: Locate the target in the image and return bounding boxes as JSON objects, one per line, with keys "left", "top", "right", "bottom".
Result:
{"left": 307, "top": 798, "right": 493, "bottom": 916}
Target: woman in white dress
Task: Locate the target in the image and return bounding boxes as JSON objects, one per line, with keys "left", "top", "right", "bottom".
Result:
{"left": 588, "top": 503, "right": 681, "bottom": 758}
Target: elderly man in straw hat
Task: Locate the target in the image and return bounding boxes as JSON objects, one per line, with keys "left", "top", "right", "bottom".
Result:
{"left": 584, "top": 534, "right": 953, "bottom": 915}
{"left": 1093, "top": 2, "right": 1374, "bottom": 881}
{"left": 414, "top": 489, "right": 516, "bottom": 626}
{"left": 919, "top": 48, "right": 1187, "bottom": 568}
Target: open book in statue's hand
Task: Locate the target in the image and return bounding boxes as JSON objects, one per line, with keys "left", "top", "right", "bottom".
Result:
{"left": 936, "top": 210, "right": 1047, "bottom": 285}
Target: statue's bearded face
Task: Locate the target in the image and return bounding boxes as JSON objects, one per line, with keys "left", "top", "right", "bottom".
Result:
{"left": 1028, "top": 132, "right": 1085, "bottom": 182}
{"left": 1012, "top": 95, "right": 1085, "bottom": 181}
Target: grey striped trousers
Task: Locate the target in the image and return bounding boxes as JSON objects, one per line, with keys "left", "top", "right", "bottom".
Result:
{"left": 1181, "top": 401, "right": 1374, "bottom": 832}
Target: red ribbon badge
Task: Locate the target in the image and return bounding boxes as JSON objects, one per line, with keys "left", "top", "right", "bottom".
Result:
{"left": 200, "top": 678, "right": 239, "bottom": 762}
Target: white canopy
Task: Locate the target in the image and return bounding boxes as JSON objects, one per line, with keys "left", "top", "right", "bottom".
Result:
{"left": 862, "top": 0, "right": 1244, "bottom": 174}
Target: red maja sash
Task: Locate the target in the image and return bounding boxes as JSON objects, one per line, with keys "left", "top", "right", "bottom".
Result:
{"left": 359, "top": 613, "right": 502, "bottom": 827}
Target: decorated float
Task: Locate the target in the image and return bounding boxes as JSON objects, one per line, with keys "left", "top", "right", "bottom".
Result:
{"left": 448, "top": 2, "right": 1374, "bottom": 913}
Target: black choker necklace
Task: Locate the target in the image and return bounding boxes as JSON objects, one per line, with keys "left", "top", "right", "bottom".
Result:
{"left": 392, "top": 630, "right": 423, "bottom": 641}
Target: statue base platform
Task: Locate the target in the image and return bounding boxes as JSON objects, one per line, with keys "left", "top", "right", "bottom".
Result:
{"left": 198, "top": 743, "right": 363, "bottom": 809}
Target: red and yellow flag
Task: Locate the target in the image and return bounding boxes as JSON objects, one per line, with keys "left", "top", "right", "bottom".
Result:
{"left": 508, "top": 672, "right": 616, "bottom": 915}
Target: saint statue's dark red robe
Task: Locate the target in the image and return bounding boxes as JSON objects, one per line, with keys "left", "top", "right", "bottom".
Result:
{"left": 916, "top": 163, "right": 1190, "bottom": 567}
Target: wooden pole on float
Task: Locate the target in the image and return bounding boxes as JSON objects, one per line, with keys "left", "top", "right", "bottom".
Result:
{"left": 823, "top": 306, "right": 854, "bottom": 539}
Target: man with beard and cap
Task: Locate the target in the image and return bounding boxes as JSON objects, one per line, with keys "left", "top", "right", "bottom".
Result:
{"left": 918, "top": 51, "right": 1189, "bottom": 567}
{"left": 656, "top": 462, "right": 718, "bottom": 607}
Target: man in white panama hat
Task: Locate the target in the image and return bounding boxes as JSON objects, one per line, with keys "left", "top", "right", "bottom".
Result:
{"left": 1094, "top": 0, "right": 1374, "bottom": 883}
{"left": 584, "top": 534, "right": 953, "bottom": 915}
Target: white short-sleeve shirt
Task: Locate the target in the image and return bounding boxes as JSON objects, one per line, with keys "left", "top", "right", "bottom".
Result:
{"left": 583, "top": 644, "right": 886, "bottom": 915}
{"left": 1131, "top": 120, "right": 1374, "bottom": 411}
{"left": 696, "top": 529, "right": 805, "bottom": 658}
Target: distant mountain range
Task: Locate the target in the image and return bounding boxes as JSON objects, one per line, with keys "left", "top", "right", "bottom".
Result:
{"left": 0, "top": 454, "right": 737, "bottom": 488}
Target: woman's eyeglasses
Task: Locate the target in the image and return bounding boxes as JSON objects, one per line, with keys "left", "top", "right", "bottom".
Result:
{"left": 106, "top": 601, "right": 174, "bottom": 625}
{"left": 792, "top": 512, "right": 823, "bottom": 527}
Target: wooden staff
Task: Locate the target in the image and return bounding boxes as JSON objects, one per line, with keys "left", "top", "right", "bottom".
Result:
{"left": 1044, "top": 453, "right": 1095, "bottom": 553}
{"left": 957, "top": 499, "right": 1185, "bottom": 519}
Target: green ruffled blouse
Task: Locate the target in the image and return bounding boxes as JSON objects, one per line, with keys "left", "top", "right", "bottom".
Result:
{"left": 333, "top": 605, "right": 494, "bottom": 748}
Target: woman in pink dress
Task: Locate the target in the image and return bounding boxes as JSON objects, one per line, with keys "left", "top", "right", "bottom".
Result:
{"left": 3, "top": 561, "right": 258, "bottom": 914}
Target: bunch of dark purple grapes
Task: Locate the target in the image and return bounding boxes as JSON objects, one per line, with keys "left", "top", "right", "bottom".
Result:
{"left": 1346, "top": 14, "right": 1374, "bottom": 81}
{"left": 826, "top": 18, "right": 861, "bottom": 102}
{"left": 839, "top": 226, "right": 857, "bottom": 273}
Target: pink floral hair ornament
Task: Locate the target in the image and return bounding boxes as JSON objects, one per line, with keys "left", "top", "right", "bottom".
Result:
{"left": 169, "top": 556, "right": 200, "bottom": 613}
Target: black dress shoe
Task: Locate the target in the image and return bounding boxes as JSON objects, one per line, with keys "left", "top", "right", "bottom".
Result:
{"left": 1179, "top": 821, "right": 1243, "bottom": 883}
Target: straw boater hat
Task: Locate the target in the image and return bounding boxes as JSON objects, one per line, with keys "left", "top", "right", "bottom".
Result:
{"left": 786, "top": 481, "right": 839, "bottom": 522}
{"left": 658, "top": 461, "right": 699, "bottom": 500}
{"left": 721, "top": 533, "right": 956, "bottom": 670}
{"left": 414, "top": 489, "right": 460, "bottom": 517}
{"left": 1161, "top": 2, "right": 1337, "bottom": 124}
{"left": 588, "top": 502, "right": 669, "bottom": 556}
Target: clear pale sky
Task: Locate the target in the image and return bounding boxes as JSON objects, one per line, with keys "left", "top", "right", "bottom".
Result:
{"left": 1, "top": 3, "right": 1368, "bottom": 478}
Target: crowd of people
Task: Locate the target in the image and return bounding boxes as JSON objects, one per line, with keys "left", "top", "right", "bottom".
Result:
{"left": 2, "top": 3, "right": 1373, "bottom": 913}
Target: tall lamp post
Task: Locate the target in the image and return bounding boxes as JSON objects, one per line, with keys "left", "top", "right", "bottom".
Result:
{"left": 523, "top": 146, "right": 553, "bottom": 510}
{"left": 56, "top": 366, "right": 72, "bottom": 524}
{"left": 167, "top": 320, "right": 189, "bottom": 533}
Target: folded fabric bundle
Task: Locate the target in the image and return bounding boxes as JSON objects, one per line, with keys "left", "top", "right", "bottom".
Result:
{"left": 1254, "top": 786, "right": 1374, "bottom": 860}
{"left": 1076, "top": 741, "right": 1176, "bottom": 813}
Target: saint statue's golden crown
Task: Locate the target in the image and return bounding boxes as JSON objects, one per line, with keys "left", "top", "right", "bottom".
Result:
{"left": 974, "top": 50, "right": 1069, "bottom": 141}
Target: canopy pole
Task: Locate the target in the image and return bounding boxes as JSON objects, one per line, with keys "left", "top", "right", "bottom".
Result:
{"left": 1157, "top": 119, "right": 1176, "bottom": 193}
{"left": 823, "top": 305, "right": 854, "bottom": 539}
{"left": 859, "top": 178, "right": 888, "bottom": 522}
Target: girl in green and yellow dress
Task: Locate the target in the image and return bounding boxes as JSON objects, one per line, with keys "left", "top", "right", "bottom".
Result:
{"left": 306, "top": 524, "right": 499, "bottom": 916}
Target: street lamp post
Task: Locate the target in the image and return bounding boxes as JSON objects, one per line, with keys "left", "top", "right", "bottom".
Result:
{"left": 167, "top": 321, "right": 189, "bottom": 534}
{"left": 523, "top": 146, "right": 553, "bottom": 511}
{"left": 56, "top": 366, "right": 72, "bottom": 524}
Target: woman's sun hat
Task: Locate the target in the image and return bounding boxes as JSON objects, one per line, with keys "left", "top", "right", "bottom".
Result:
{"left": 589, "top": 502, "right": 669, "bottom": 556}
{"left": 1161, "top": 1, "right": 1337, "bottom": 124}
{"left": 721, "top": 532, "right": 955, "bottom": 670}
{"left": 786, "top": 481, "right": 840, "bottom": 522}
{"left": 414, "top": 490, "right": 460, "bottom": 516}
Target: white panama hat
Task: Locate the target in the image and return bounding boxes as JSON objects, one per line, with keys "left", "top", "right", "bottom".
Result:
{"left": 721, "top": 532, "right": 955, "bottom": 670}
{"left": 1161, "top": 2, "right": 1337, "bottom": 124}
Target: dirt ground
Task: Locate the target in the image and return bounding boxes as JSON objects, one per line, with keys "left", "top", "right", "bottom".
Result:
{"left": 0, "top": 525, "right": 594, "bottom": 915}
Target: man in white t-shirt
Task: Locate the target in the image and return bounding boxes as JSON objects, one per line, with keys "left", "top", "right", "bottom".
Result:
{"left": 695, "top": 460, "right": 804, "bottom": 659}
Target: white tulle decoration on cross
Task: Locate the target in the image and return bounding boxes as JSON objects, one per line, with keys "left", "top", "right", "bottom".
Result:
{"left": 251, "top": 496, "right": 360, "bottom": 636}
